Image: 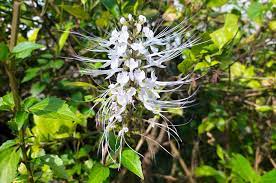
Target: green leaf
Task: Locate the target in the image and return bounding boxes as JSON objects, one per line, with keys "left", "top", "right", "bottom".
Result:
{"left": 61, "top": 5, "right": 89, "bottom": 19}
{"left": 58, "top": 23, "right": 73, "bottom": 52}
{"left": 12, "top": 42, "right": 45, "bottom": 59}
{"left": 210, "top": 14, "right": 239, "bottom": 49}
{"left": 195, "top": 165, "right": 226, "bottom": 183}
{"left": 88, "top": 163, "right": 110, "bottom": 183}
{"left": 22, "top": 67, "right": 40, "bottom": 83}
{"left": 255, "top": 105, "right": 273, "bottom": 113}
{"left": 50, "top": 59, "right": 64, "bottom": 69}
{"left": 0, "top": 140, "right": 16, "bottom": 151}
{"left": 247, "top": 2, "right": 264, "bottom": 24}
{"left": 230, "top": 154, "right": 260, "bottom": 183}
{"left": 100, "top": 0, "right": 120, "bottom": 18}
{"left": 29, "top": 97, "right": 78, "bottom": 121}
{"left": 14, "top": 111, "right": 29, "bottom": 131}
{"left": 216, "top": 145, "right": 224, "bottom": 161}
{"left": 32, "top": 115, "right": 75, "bottom": 140}
{"left": 27, "top": 28, "right": 40, "bottom": 42}
{"left": 207, "top": 0, "right": 227, "bottom": 7}
{"left": 0, "top": 148, "right": 21, "bottom": 183}
{"left": 261, "top": 170, "right": 276, "bottom": 183}
{"left": 121, "top": 149, "right": 144, "bottom": 179}
{"left": 0, "top": 42, "right": 9, "bottom": 61}
{"left": 30, "top": 82, "right": 46, "bottom": 96}
{"left": 41, "top": 155, "right": 68, "bottom": 179}
{"left": 0, "top": 92, "right": 15, "bottom": 111}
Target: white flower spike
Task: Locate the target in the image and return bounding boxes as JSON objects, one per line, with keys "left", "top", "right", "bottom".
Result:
{"left": 74, "top": 14, "right": 200, "bottom": 162}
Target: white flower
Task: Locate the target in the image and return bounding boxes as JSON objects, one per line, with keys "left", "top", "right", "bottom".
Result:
{"left": 128, "top": 14, "right": 133, "bottom": 21}
{"left": 143, "top": 27, "right": 154, "bottom": 38}
{"left": 131, "top": 42, "right": 146, "bottom": 54}
{"left": 134, "top": 69, "right": 146, "bottom": 85}
{"left": 120, "top": 17, "right": 126, "bottom": 24}
{"left": 117, "top": 71, "right": 129, "bottom": 86}
{"left": 138, "top": 15, "right": 146, "bottom": 24}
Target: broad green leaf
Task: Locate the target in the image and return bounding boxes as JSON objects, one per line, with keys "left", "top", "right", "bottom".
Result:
{"left": 30, "top": 82, "right": 46, "bottom": 96}
{"left": 41, "top": 155, "right": 68, "bottom": 179}
{"left": 195, "top": 165, "right": 226, "bottom": 183}
{"left": 12, "top": 42, "right": 45, "bottom": 59}
{"left": 261, "top": 170, "right": 276, "bottom": 183}
{"left": 27, "top": 28, "right": 40, "bottom": 42}
{"left": 22, "top": 67, "right": 40, "bottom": 83}
{"left": 58, "top": 23, "right": 73, "bottom": 52}
{"left": 0, "top": 140, "right": 16, "bottom": 151}
{"left": 210, "top": 14, "right": 239, "bottom": 49}
{"left": 0, "top": 42, "right": 9, "bottom": 61}
{"left": 230, "top": 154, "right": 260, "bottom": 183}
{"left": 32, "top": 115, "right": 74, "bottom": 140}
{"left": 0, "top": 148, "right": 21, "bottom": 183}
{"left": 255, "top": 105, "right": 273, "bottom": 113}
{"left": 0, "top": 92, "right": 15, "bottom": 111}
{"left": 178, "top": 49, "right": 197, "bottom": 74}
{"left": 100, "top": 0, "right": 120, "bottom": 18}
{"left": 50, "top": 59, "right": 64, "bottom": 69}
{"left": 14, "top": 111, "right": 29, "bottom": 130}
{"left": 29, "top": 97, "right": 77, "bottom": 121}
{"left": 121, "top": 149, "right": 144, "bottom": 179}
{"left": 61, "top": 5, "right": 89, "bottom": 19}
{"left": 207, "top": 0, "right": 227, "bottom": 7}
{"left": 88, "top": 163, "right": 110, "bottom": 183}
{"left": 247, "top": 2, "right": 264, "bottom": 24}
{"left": 194, "top": 61, "right": 210, "bottom": 71}
{"left": 268, "top": 21, "right": 276, "bottom": 31}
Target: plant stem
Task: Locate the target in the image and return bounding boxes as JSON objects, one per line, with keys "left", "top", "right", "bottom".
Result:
{"left": 3, "top": 1, "right": 35, "bottom": 182}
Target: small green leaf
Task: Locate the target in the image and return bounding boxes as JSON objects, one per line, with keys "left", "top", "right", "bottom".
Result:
{"left": 0, "top": 92, "right": 15, "bottom": 111}
{"left": 22, "top": 67, "right": 40, "bottom": 83}
{"left": 255, "top": 105, "right": 273, "bottom": 113}
{"left": 247, "top": 2, "right": 264, "bottom": 24}
{"left": 12, "top": 42, "right": 44, "bottom": 59}
{"left": 210, "top": 14, "right": 239, "bottom": 49}
{"left": 88, "top": 163, "right": 110, "bottom": 183}
{"left": 14, "top": 111, "right": 29, "bottom": 131}
{"left": 0, "top": 148, "right": 21, "bottom": 183}
{"left": 27, "top": 28, "right": 40, "bottom": 42}
{"left": 195, "top": 165, "right": 226, "bottom": 183}
{"left": 100, "top": 0, "right": 120, "bottom": 18}
{"left": 261, "top": 170, "right": 276, "bottom": 183}
{"left": 216, "top": 145, "right": 224, "bottom": 161}
{"left": 29, "top": 97, "right": 77, "bottom": 121}
{"left": 61, "top": 5, "right": 89, "bottom": 19}
{"left": 230, "top": 154, "right": 260, "bottom": 183}
{"left": 0, "top": 42, "right": 9, "bottom": 61}
{"left": 41, "top": 155, "right": 68, "bottom": 179}
{"left": 30, "top": 82, "right": 46, "bottom": 96}
{"left": 121, "top": 149, "right": 144, "bottom": 179}
{"left": 58, "top": 23, "right": 73, "bottom": 52}
{"left": 207, "top": 0, "right": 227, "bottom": 7}
{"left": 0, "top": 140, "right": 16, "bottom": 151}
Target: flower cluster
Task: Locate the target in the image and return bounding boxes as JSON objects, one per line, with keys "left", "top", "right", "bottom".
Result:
{"left": 76, "top": 14, "right": 200, "bottom": 161}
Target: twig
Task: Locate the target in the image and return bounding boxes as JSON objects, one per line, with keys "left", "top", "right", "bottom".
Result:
{"left": 170, "top": 141, "right": 195, "bottom": 183}
{"left": 254, "top": 147, "right": 262, "bottom": 171}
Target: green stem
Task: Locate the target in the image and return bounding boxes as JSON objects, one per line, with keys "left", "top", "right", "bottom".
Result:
{"left": 3, "top": 1, "right": 35, "bottom": 182}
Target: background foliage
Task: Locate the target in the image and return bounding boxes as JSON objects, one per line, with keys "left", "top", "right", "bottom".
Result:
{"left": 0, "top": 0, "right": 275, "bottom": 183}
